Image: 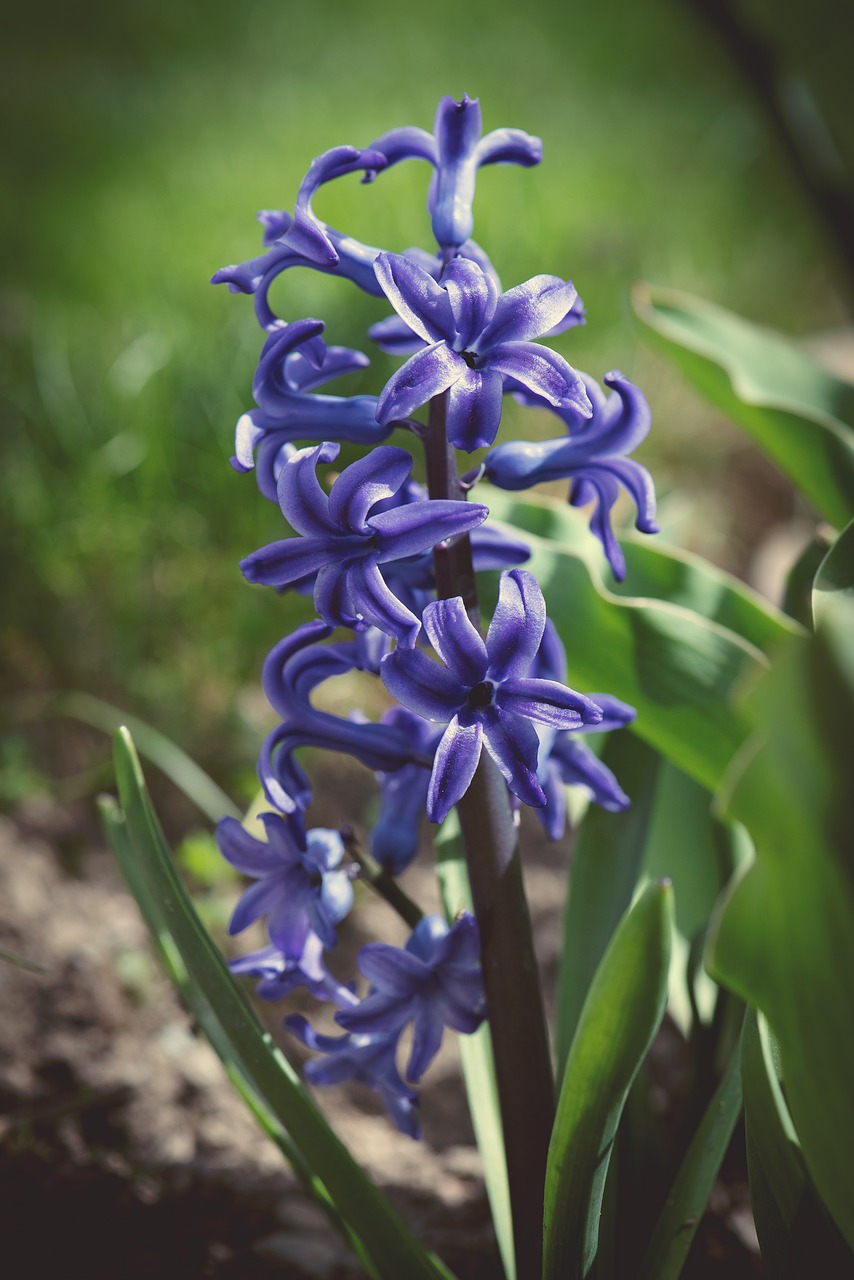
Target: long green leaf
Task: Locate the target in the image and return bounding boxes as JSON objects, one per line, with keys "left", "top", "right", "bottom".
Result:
{"left": 435, "top": 812, "right": 514, "bottom": 1280}
{"left": 707, "top": 527, "right": 854, "bottom": 1250}
{"left": 543, "top": 880, "right": 673, "bottom": 1280}
{"left": 633, "top": 283, "right": 854, "bottom": 524}
{"left": 637, "top": 1026, "right": 743, "bottom": 1280}
{"left": 486, "top": 489, "right": 798, "bottom": 792}
{"left": 110, "top": 727, "right": 456, "bottom": 1280}
{"left": 58, "top": 691, "right": 241, "bottom": 822}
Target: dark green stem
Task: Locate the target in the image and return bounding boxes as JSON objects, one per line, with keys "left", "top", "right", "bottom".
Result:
{"left": 423, "top": 391, "right": 554, "bottom": 1280}
{"left": 341, "top": 826, "right": 424, "bottom": 931}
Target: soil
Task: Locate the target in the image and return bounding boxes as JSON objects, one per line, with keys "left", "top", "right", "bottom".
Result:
{"left": 0, "top": 797, "right": 763, "bottom": 1279}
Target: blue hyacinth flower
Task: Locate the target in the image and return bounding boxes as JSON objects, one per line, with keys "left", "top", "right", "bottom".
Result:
{"left": 229, "top": 933, "right": 359, "bottom": 1008}
{"left": 381, "top": 569, "right": 603, "bottom": 823}
{"left": 216, "top": 812, "right": 353, "bottom": 955}
{"left": 373, "top": 253, "right": 590, "bottom": 451}
{"left": 240, "top": 441, "right": 489, "bottom": 645}
{"left": 335, "top": 913, "right": 485, "bottom": 1083}
{"left": 484, "top": 371, "right": 659, "bottom": 579}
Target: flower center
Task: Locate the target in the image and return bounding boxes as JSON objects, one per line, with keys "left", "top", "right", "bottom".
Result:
{"left": 466, "top": 680, "right": 494, "bottom": 710}
{"left": 460, "top": 349, "right": 479, "bottom": 369}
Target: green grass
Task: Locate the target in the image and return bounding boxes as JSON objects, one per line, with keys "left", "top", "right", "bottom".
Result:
{"left": 0, "top": 0, "right": 843, "bottom": 798}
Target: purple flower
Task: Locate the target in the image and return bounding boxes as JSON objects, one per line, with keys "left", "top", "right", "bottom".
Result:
{"left": 258, "top": 621, "right": 432, "bottom": 816}
{"left": 370, "top": 708, "right": 440, "bottom": 875}
{"left": 484, "top": 371, "right": 659, "bottom": 579}
{"left": 232, "top": 320, "right": 391, "bottom": 501}
{"left": 287, "top": 1017, "right": 420, "bottom": 1139}
{"left": 335, "top": 914, "right": 485, "bottom": 1083}
{"left": 276, "top": 145, "right": 390, "bottom": 267}
{"left": 216, "top": 812, "right": 353, "bottom": 954}
{"left": 240, "top": 441, "right": 489, "bottom": 645}
{"left": 381, "top": 569, "right": 604, "bottom": 823}
{"left": 367, "top": 94, "right": 542, "bottom": 251}
{"left": 373, "top": 253, "right": 590, "bottom": 451}
{"left": 229, "top": 934, "right": 358, "bottom": 1008}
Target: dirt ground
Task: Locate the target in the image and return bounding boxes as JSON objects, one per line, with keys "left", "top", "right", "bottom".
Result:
{"left": 0, "top": 795, "right": 763, "bottom": 1279}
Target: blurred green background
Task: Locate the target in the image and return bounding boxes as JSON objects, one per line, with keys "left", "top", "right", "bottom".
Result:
{"left": 2, "top": 0, "right": 849, "bottom": 814}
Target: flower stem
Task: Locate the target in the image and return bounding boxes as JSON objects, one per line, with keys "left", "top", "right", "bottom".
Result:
{"left": 423, "top": 391, "right": 555, "bottom": 1280}
{"left": 340, "top": 826, "right": 424, "bottom": 930}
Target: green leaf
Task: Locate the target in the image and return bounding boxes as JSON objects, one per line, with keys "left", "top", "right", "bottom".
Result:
{"left": 554, "top": 734, "right": 661, "bottom": 1076}
{"left": 435, "top": 812, "right": 514, "bottom": 1280}
{"left": 706, "top": 557, "right": 854, "bottom": 1249}
{"left": 543, "top": 880, "right": 673, "bottom": 1280}
{"left": 486, "top": 488, "right": 798, "bottom": 792}
{"left": 57, "top": 691, "right": 241, "bottom": 823}
{"left": 632, "top": 283, "right": 854, "bottom": 524}
{"left": 637, "top": 1025, "right": 743, "bottom": 1280}
{"left": 108, "top": 728, "right": 456, "bottom": 1280}
{"left": 812, "top": 516, "right": 854, "bottom": 630}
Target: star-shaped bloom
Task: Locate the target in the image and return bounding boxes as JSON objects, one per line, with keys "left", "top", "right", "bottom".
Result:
{"left": 240, "top": 441, "right": 488, "bottom": 645}
{"left": 232, "top": 319, "right": 391, "bottom": 501}
{"left": 381, "top": 569, "right": 603, "bottom": 823}
{"left": 373, "top": 253, "right": 590, "bottom": 451}
{"left": 335, "top": 914, "right": 485, "bottom": 1083}
{"left": 366, "top": 94, "right": 542, "bottom": 251}
{"left": 229, "top": 933, "right": 358, "bottom": 1008}
{"left": 484, "top": 371, "right": 659, "bottom": 579}
{"left": 216, "top": 812, "right": 353, "bottom": 955}
{"left": 287, "top": 1018, "right": 420, "bottom": 1139}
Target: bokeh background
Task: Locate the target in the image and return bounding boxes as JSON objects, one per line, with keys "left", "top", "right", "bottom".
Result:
{"left": 3, "top": 0, "right": 851, "bottom": 828}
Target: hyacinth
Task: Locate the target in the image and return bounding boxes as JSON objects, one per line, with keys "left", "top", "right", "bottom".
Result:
{"left": 287, "top": 1018, "right": 420, "bottom": 1138}
{"left": 381, "top": 569, "right": 604, "bottom": 823}
{"left": 229, "top": 934, "right": 358, "bottom": 1009}
{"left": 484, "top": 371, "right": 658, "bottom": 579}
{"left": 374, "top": 252, "right": 590, "bottom": 451}
{"left": 216, "top": 812, "right": 353, "bottom": 953}
{"left": 335, "top": 914, "right": 485, "bottom": 1082}
{"left": 240, "top": 441, "right": 488, "bottom": 644}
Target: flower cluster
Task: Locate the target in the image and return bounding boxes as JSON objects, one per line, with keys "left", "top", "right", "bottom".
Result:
{"left": 213, "top": 94, "right": 657, "bottom": 1135}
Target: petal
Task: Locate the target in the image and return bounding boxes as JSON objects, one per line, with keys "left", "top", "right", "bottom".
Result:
{"left": 240, "top": 536, "right": 336, "bottom": 588}
{"left": 369, "top": 499, "right": 488, "bottom": 560}
{"left": 319, "top": 869, "right": 354, "bottom": 925}
{"left": 429, "top": 95, "right": 483, "bottom": 249}
{"left": 327, "top": 445, "right": 412, "bottom": 531}
{"left": 285, "top": 344, "right": 370, "bottom": 393}
{"left": 407, "top": 1004, "right": 446, "bottom": 1082}
{"left": 228, "top": 876, "right": 282, "bottom": 936}
{"left": 421, "top": 596, "right": 489, "bottom": 684}
{"left": 282, "top": 146, "right": 389, "bottom": 267}
{"left": 550, "top": 734, "right": 631, "bottom": 811}
{"left": 216, "top": 816, "right": 282, "bottom": 876}
{"left": 497, "top": 677, "right": 604, "bottom": 728}
{"left": 470, "top": 523, "right": 531, "bottom": 572}
{"left": 485, "top": 568, "right": 547, "bottom": 681}
{"left": 268, "top": 892, "right": 314, "bottom": 955}
{"left": 358, "top": 944, "right": 431, "bottom": 994}
{"left": 480, "top": 709, "right": 545, "bottom": 806}
{"left": 570, "top": 469, "right": 625, "bottom": 580}
{"left": 366, "top": 125, "right": 438, "bottom": 168}
{"left": 441, "top": 257, "right": 498, "bottom": 349}
{"left": 381, "top": 646, "right": 466, "bottom": 721}
{"left": 373, "top": 252, "right": 456, "bottom": 345}
{"left": 313, "top": 562, "right": 360, "bottom": 630}
{"left": 376, "top": 343, "right": 466, "bottom": 425}
{"left": 276, "top": 441, "right": 340, "bottom": 536}
{"left": 427, "top": 716, "right": 483, "bottom": 823}
{"left": 368, "top": 314, "right": 427, "bottom": 356}
{"left": 480, "top": 276, "right": 579, "bottom": 346}
{"left": 336, "top": 993, "right": 414, "bottom": 1035}
{"left": 446, "top": 366, "right": 505, "bottom": 452}
{"left": 486, "top": 342, "right": 591, "bottom": 413}
{"left": 347, "top": 558, "right": 422, "bottom": 646}
{"left": 474, "top": 126, "right": 542, "bottom": 168}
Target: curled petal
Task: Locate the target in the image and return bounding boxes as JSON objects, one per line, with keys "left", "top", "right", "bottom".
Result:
{"left": 421, "top": 596, "right": 489, "bottom": 685}
{"left": 373, "top": 253, "right": 455, "bottom": 345}
{"left": 276, "top": 441, "right": 340, "bottom": 536}
{"left": 327, "top": 444, "right": 413, "bottom": 531}
{"left": 446, "top": 366, "right": 505, "bottom": 452}
{"left": 369, "top": 498, "right": 489, "bottom": 561}
{"left": 228, "top": 876, "right": 283, "bottom": 937}
{"left": 474, "top": 126, "right": 542, "bottom": 168}
{"left": 358, "top": 944, "right": 431, "bottom": 994}
{"left": 548, "top": 734, "right": 631, "bottom": 812}
{"left": 480, "top": 276, "right": 578, "bottom": 347}
{"left": 487, "top": 341, "right": 590, "bottom": 413}
{"left": 216, "top": 817, "right": 282, "bottom": 876}
{"left": 240, "top": 536, "right": 339, "bottom": 588}
{"left": 480, "top": 708, "right": 544, "bottom": 806}
{"left": 497, "top": 677, "right": 604, "bottom": 729}
{"left": 441, "top": 257, "right": 498, "bottom": 349}
{"left": 366, "top": 125, "right": 437, "bottom": 169}
{"left": 282, "top": 146, "right": 389, "bottom": 266}
{"left": 427, "top": 716, "right": 484, "bottom": 823}
{"left": 376, "top": 342, "right": 465, "bottom": 424}
{"left": 346, "top": 557, "right": 422, "bottom": 646}
{"left": 485, "top": 568, "right": 547, "bottom": 681}
{"left": 313, "top": 562, "right": 361, "bottom": 631}
{"left": 369, "top": 314, "right": 427, "bottom": 356}
{"left": 408, "top": 1004, "right": 446, "bottom": 1082}
{"left": 381, "top": 646, "right": 467, "bottom": 721}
